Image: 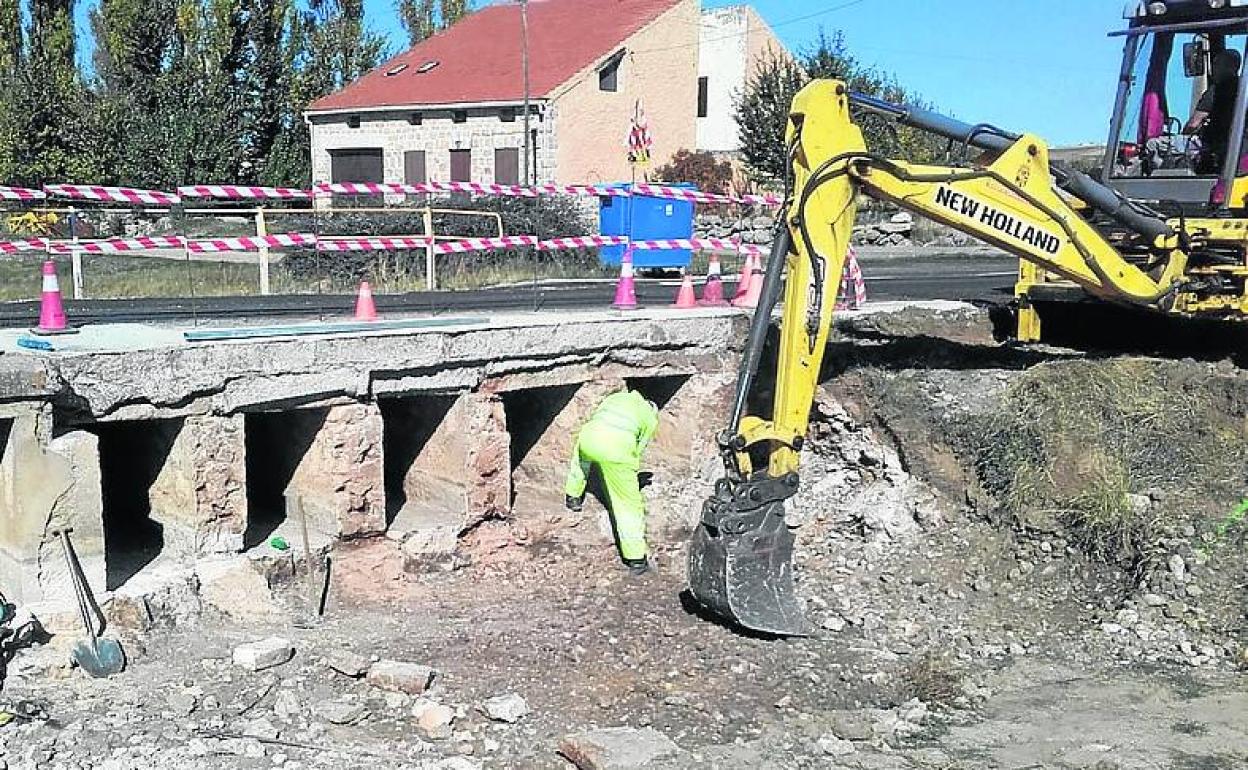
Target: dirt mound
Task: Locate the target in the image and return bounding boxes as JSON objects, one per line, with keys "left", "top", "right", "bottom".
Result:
{"left": 818, "top": 311, "right": 1248, "bottom": 673}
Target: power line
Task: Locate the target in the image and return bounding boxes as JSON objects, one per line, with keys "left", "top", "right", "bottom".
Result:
{"left": 629, "top": 0, "right": 871, "bottom": 57}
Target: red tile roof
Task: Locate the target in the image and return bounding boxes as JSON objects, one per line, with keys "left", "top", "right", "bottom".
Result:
{"left": 308, "top": 0, "right": 685, "bottom": 113}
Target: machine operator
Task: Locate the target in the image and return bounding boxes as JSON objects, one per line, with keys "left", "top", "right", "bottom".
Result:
{"left": 1184, "top": 48, "right": 1244, "bottom": 175}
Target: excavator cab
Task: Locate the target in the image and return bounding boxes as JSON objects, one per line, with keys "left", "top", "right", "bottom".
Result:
{"left": 1105, "top": 1, "right": 1248, "bottom": 211}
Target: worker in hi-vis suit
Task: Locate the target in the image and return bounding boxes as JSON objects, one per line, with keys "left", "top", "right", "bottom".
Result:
{"left": 564, "top": 389, "right": 660, "bottom": 575}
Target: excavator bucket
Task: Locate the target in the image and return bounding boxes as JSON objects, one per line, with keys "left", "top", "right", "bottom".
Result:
{"left": 687, "top": 495, "right": 811, "bottom": 637}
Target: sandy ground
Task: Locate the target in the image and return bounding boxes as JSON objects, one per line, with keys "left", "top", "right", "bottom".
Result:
{"left": 0, "top": 536, "right": 1244, "bottom": 770}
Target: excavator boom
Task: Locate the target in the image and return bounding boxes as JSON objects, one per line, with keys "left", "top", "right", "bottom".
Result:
{"left": 686, "top": 79, "right": 1196, "bottom": 636}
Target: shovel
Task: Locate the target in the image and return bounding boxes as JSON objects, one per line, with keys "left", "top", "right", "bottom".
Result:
{"left": 55, "top": 529, "right": 125, "bottom": 678}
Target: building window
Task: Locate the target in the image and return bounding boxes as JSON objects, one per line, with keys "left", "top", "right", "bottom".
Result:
{"left": 346, "top": 115, "right": 361, "bottom": 129}
{"left": 450, "top": 149, "right": 472, "bottom": 182}
{"left": 404, "top": 150, "right": 427, "bottom": 185}
{"left": 599, "top": 51, "right": 624, "bottom": 92}
{"left": 408, "top": 112, "right": 423, "bottom": 125}
{"left": 697, "top": 76, "right": 709, "bottom": 118}
{"left": 452, "top": 110, "right": 468, "bottom": 124}
{"left": 329, "top": 148, "right": 383, "bottom": 183}
{"left": 499, "top": 107, "right": 516, "bottom": 123}
{"left": 495, "top": 148, "right": 519, "bottom": 185}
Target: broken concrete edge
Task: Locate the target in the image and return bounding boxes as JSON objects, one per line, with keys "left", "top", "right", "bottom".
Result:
{"left": 0, "top": 309, "right": 749, "bottom": 418}
{"left": 0, "top": 303, "right": 978, "bottom": 419}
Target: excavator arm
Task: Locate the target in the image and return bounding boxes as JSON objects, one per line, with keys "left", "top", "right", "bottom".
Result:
{"left": 687, "top": 79, "right": 1194, "bottom": 636}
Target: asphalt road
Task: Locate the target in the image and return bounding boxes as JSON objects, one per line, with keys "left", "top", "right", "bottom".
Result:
{"left": 0, "top": 247, "right": 1020, "bottom": 328}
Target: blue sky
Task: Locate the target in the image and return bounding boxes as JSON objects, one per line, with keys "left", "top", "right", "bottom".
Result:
{"left": 361, "top": 0, "right": 1129, "bottom": 146}
{"left": 70, "top": 0, "right": 1127, "bottom": 146}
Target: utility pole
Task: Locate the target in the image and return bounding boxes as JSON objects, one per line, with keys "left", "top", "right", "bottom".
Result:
{"left": 521, "top": 0, "right": 532, "bottom": 184}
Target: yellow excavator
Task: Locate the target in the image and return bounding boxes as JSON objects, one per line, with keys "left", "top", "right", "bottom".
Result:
{"left": 687, "top": 0, "right": 1248, "bottom": 635}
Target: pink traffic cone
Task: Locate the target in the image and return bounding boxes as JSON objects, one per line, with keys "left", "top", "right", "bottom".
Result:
{"left": 732, "top": 253, "right": 757, "bottom": 303}
{"left": 672, "top": 270, "right": 697, "bottom": 309}
{"left": 32, "top": 260, "right": 75, "bottom": 335}
{"left": 612, "top": 250, "right": 639, "bottom": 310}
{"left": 699, "top": 254, "right": 729, "bottom": 307}
{"left": 354, "top": 280, "right": 378, "bottom": 321}
{"left": 732, "top": 256, "right": 765, "bottom": 309}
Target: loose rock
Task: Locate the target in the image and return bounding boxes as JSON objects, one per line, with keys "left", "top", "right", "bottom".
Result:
{"left": 324, "top": 649, "right": 371, "bottom": 678}
{"left": 233, "top": 638, "right": 294, "bottom": 672}
{"left": 480, "top": 693, "right": 528, "bottom": 723}
{"left": 313, "top": 698, "right": 367, "bottom": 725}
{"left": 366, "top": 660, "right": 436, "bottom": 695}
{"left": 559, "top": 727, "right": 681, "bottom": 769}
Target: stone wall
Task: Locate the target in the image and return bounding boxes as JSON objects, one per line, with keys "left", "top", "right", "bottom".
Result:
{"left": 310, "top": 106, "right": 559, "bottom": 186}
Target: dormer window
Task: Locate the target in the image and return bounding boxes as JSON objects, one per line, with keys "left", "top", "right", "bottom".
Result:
{"left": 385, "top": 63, "right": 409, "bottom": 77}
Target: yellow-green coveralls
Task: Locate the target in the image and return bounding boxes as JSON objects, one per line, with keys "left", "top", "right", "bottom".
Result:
{"left": 564, "top": 391, "right": 659, "bottom": 561}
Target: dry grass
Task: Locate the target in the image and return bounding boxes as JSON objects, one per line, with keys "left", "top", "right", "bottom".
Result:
{"left": 955, "top": 359, "right": 1248, "bottom": 575}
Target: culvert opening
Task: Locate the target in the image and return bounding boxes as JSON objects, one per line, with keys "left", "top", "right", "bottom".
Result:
{"left": 381, "top": 395, "right": 464, "bottom": 534}
{"left": 502, "top": 384, "right": 580, "bottom": 516}
{"left": 0, "top": 418, "right": 11, "bottom": 520}
{"left": 244, "top": 409, "right": 327, "bottom": 550}
{"left": 626, "top": 375, "right": 690, "bottom": 410}
{"left": 91, "top": 419, "right": 180, "bottom": 590}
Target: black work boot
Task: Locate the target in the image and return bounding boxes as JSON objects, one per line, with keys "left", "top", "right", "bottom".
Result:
{"left": 565, "top": 495, "right": 584, "bottom": 513}
{"left": 624, "top": 557, "right": 652, "bottom": 576}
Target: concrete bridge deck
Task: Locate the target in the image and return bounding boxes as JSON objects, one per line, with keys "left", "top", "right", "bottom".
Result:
{"left": 0, "top": 308, "right": 747, "bottom": 615}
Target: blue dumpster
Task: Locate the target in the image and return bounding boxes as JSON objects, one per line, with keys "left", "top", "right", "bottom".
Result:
{"left": 598, "top": 183, "right": 696, "bottom": 269}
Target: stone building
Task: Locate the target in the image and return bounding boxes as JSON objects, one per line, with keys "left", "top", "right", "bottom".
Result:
{"left": 305, "top": 0, "right": 788, "bottom": 188}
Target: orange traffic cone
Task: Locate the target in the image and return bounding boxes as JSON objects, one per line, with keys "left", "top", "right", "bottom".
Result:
{"left": 699, "top": 254, "right": 728, "bottom": 306}
{"left": 732, "top": 255, "right": 765, "bottom": 309}
{"left": 354, "top": 280, "right": 378, "bottom": 321}
{"left": 732, "top": 253, "right": 757, "bottom": 304}
{"left": 612, "top": 250, "right": 639, "bottom": 310}
{"left": 672, "top": 269, "right": 697, "bottom": 309}
{"left": 32, "top": 260, "right": 75, "bottom": 335}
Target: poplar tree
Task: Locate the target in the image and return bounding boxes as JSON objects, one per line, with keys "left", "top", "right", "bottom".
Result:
{"left": 10, "top": 0, "right": 96, "bottom": 183}
{"left": 397, "top": 0, "right": 470, "bottom": 47}
{"left": 736, "top": 32, "right": 946, "bottom": 184}
{"left": 0, "top": 0, "right": 21, "bottom": 182}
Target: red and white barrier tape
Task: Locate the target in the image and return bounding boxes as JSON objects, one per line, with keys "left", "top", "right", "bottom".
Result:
{"left": 178, "top": 185, "right": 311, "bottom": 200}
{"left": 433, "top": 236, "right": 540, "bottom": 255}
{"left": 318, "top": 236, "right": 431, "bottom": 252}
{"left": 12, "top": 232, "right": 767, "bottom": 257}
{"left": 836, "top": 247, "right": 867, "bottom": 310}
{"left": 0, "top": 185, "right": 45, "bottom": 201}
{"left": 186, "top": 233, "right": 318, "bottom": 253}
{"left": 537, "top": 236, "right": 631, "bottom": 251}
{"left": 0, "top": 238, "right": 48, "bottom": 254}
{"left": 44, "top": 184, "right": 182, "bottom": 206}
{"left": 532, "top": 184, "right": 631, "bottom": 198}
{"left": 6, "top": 180, "right": 781, "bottom": 207}
{"left": 48, "top": 236, "right": 186, "bottom": 254}
{"left": 314, "top": 180, "right": 777, "bottom": 207}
